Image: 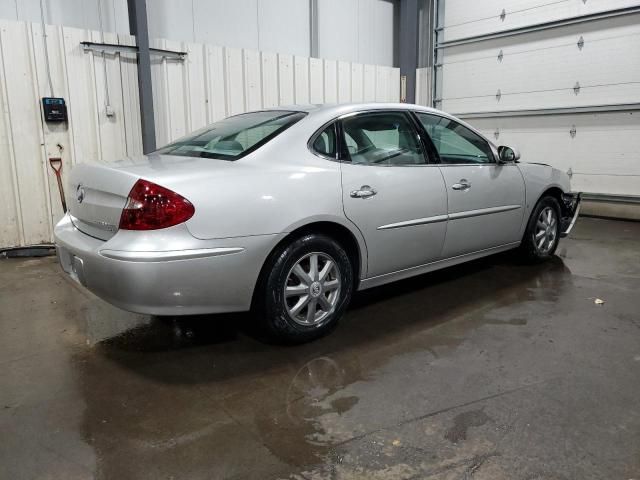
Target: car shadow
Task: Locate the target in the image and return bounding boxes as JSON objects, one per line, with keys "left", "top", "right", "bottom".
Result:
{"left": 71, "top": 249, "right": 575, "bottom": 476}
{"left": 89, "top": 251, "right": 573, "bottom": 385}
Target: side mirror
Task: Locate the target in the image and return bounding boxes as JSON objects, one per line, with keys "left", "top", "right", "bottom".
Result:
{"left": 498, "top": 146, "right": 520, "bottom": 163}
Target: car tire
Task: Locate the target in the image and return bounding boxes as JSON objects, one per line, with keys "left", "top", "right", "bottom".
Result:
{"left": 257, "top": 233, "right": 354, "bottom": 343}
{"left": 519, "top": 195, "right": 561, "bottom": 263}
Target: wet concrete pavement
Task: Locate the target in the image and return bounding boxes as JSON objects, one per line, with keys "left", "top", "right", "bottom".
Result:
{"left": 1, "top": 217, "right": 639, "bottom": 479}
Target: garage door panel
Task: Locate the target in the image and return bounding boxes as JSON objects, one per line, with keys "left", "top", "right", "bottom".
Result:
{"left": 437, "top": 2, "right": 640, "bottom": 199}
{"left": 442, "top": 39, "right": 640, "bottom": 101}
{"left": 443, "top": 83, "right": 640, "bottom": 114}
{"left": 442, "top": 12, "right": 640, "bottom": 61}
{"left": 571, "top": 174, "right": 639, "bottom": 195}
{"left": 441, "top": 14, "right": 640, "bottom": 113}
{"left": 473, "top": 121, "right": 575, "bottom": 173}
{"left": 442, "top": 0, "right": 640, "bottom": 42}
{"left": 470, "top": 112, "right": 640, "bottom": 195}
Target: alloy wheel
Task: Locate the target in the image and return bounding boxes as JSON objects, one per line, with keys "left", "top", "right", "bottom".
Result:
{"left": 284, "top": 252, "right": 341, "bottom": 326}
{"left": 534, "top": 206, "right": 558, "bottom": 255}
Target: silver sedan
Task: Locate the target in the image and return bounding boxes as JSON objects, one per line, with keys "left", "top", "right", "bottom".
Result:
{"left": 55, "top": 103, "right": 580, "bottom": 342}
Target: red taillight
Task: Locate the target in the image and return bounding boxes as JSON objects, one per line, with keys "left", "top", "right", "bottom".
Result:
{"left": 119, "top": 179, "right": 195, "bottom": 230}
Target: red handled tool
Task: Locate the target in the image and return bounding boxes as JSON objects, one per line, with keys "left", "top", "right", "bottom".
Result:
{"left": 49, "top": 157, "right": 67, "bottom": 213}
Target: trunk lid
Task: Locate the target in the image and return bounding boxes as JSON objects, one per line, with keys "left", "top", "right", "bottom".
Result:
{"left": 68, "top": 163, "right": 138, "bottom": 240}
{"left": 67, "top": 154, "right": 239, "bottom": 240}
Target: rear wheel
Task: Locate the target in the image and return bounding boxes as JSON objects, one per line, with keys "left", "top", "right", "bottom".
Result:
{"left": 258, "top": 234, "right": 354, "bottom": 343}
{"left": 519, "top": 196, "right": 561, "bottom": 262}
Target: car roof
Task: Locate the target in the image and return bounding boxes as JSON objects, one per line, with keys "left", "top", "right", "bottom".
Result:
{"left": 274, "top": 103, "right": 491, "bottom": 144}
{"left": 272, "top": 102, "right": 444, "bottom": 116}
{"left": 275, "top": 103, "right": 468, "bottom": 127}
{"left": 243, "top": 103, "right": 493, "bottom": 148}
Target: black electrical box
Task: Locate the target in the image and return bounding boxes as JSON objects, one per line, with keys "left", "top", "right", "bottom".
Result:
{"left": 42, "top": 97, "right": 67, "bottom": 122}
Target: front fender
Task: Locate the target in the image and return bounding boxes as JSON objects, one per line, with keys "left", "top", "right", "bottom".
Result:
{"left": 517, "top": 163, "right": 574, "bottom": 234}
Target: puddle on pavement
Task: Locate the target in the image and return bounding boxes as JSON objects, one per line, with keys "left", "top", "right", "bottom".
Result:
{"left": 444, "top": 409, "right": 492, "bottom": 444}
{"left": 3, "top": 218, "right": 638, "bottom": 478}
{"left": 62, "top": 251, "right": 576, "bottom": 473}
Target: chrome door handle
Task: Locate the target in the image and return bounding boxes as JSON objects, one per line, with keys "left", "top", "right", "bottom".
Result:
{"left": 452, "top": 179, "right": 471, "bottom": 191}
{"left": 350, "top": 185, "right": 377, "bottom": 198}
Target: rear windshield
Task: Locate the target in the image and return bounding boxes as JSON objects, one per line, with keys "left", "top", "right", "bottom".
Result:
{"left": 156, "top": 110, "right": 306, "bottom": 160}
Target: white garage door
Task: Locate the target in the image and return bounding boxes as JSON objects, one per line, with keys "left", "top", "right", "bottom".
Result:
{"left": 432, "top": 0, "right": 640, "bottom": 199}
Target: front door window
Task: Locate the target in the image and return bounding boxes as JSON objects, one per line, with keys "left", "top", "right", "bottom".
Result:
{"left": 416, "top": 113, "right": 494, "bottom": 164}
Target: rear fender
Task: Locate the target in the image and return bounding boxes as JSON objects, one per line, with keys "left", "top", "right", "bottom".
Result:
{"left": 281, "top": 214, "right": 369, "bottom": 278}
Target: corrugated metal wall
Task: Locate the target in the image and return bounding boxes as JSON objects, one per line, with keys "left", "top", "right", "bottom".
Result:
{"left": 0, "top": 20, "right": 141, "bottom": 249}
{"left": 0, "top": 19, "right": 400, "bottom": 249}
{"left": 149, "top": 37, "right": 401, "bottom": 148}
{"left": 415, "top": 67, "right": 432, "bottom": 107}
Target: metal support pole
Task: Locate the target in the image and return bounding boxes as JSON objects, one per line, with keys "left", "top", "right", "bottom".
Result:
{"left": 399, "top": 0, "right": 419, "bottom": 103}
{"left": 432, "top": 0, "right": 444, "bottom": 108}
{"left": 128, "top": 0, "right": 156, "bottom": 153}
{"left": 309, "top": 0, "right": 318, "bottom": 58}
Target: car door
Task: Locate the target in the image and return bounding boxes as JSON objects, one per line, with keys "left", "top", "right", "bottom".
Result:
{"left": 415, "top": 112, "right": 525, "bottom": 259}
{"left": 337, "top": 110, "right": 448, "bottom": 278}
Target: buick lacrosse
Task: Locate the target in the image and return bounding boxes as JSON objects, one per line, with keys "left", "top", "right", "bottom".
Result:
{"left": 55, "top": 103, "right": 580, "bottom": 342}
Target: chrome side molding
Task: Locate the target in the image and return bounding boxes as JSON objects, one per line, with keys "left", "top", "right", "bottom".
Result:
{"left": 377, "top": 205, "right": 522, "bottom": 231}
{"left": 100, "top": 247, "right": 245, "bottom": 262}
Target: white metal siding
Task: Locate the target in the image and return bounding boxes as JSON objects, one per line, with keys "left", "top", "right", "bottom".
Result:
{"left": 0, "top": 19, "right": 400, "bottom": 249}
{"left": 147, "top": 0, "right": 395, "bottom": 65}
{"left": 431, "top": 1, "right": 640, "bottom": 197}
{"left": 149, "top": 39, "right": 400, "bottom": 148}
{"left": 317, "top": 0, "right": 395, "bottom": 66}
{"left": 416, "top": 67, "right": 432, "bottom": 106}
{"left": 0, "top": 20, "right": 140, "bottom": 248}
{"left": 0, "top": 0, "right": 129, "bottom": 34}
{"left": 3, "top": 0, "right": 395, "bottom": 64}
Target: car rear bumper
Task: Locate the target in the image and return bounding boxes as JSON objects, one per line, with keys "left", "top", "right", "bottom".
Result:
{"left": 54, "top": 214, "right": 281, "bottom": 315}
{"left": 560, "top": 192, "right": 581, "bottom": 237}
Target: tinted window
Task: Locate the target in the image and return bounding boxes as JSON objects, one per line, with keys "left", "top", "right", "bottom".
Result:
{"left": 156, "top": 110, "right": 306, "bottom": 160}
{"left": 311, "top": 123, "right": 337, "bottom": 158}
{"left": 341, "top": 112, "right": 425, "bottom": 165}
{"left": 416, "top": 113, "right": 493, "bottom": 164}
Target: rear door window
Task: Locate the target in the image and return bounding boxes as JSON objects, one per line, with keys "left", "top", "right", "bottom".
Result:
{"left": 157, "top": 110, "right": 306, "bottom": 160}
{"left": 340, "top": 112, "right": 426, "bottom": 165}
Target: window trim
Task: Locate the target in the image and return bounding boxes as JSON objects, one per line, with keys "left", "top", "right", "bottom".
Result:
{"left": 307, "top": 120, "right": 340, "bottom": 161}
{"left": 158, "top": 110, "right": 307, "bottom": 161}
{"left": 407, "top": 111, "right": 440, "bottom": 165}
{"left": 335, "top": 110, "right": 433, "bottom": 167}
{"left": 412, "top": 111, "right": 497, "bottom": 165}
{"left": 306, "top": 109, "right": 500, "bottom": 167}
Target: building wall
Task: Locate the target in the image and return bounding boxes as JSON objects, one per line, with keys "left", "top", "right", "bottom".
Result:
{"left": 0, "top": 0, "right": 129, "bottom": 33}
{"left": 0, "top": 18, "right": 400, "bottom": 248}
{"left": 0, "top": 0, "right": 397, "bottom": 65}
{"left": 147, "top": 0, "right": 312, "bottom": 57}
{"left": 317, "top": 0, "right": 395, "bottom": 66}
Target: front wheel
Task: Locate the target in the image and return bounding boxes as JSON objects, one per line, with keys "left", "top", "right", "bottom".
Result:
{"left": 258, "top": 234, "right": 354, "bottom": 343}
{"left": 519, "top": 196, "right": 561, "bottom": 262}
